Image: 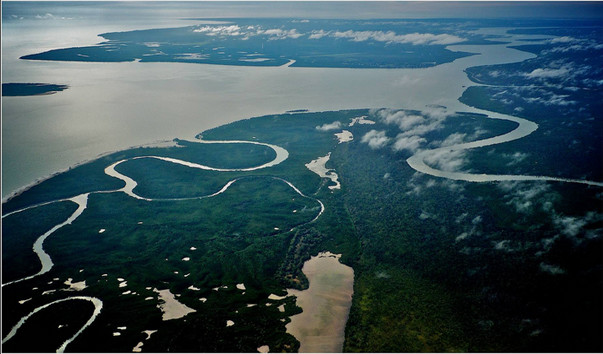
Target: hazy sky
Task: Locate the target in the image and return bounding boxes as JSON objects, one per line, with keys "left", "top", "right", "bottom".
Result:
{"left": 3, "top": 1, "right": 603, "bottom": 21}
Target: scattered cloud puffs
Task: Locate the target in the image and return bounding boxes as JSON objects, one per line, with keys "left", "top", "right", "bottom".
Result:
{"left": 423, "top": 149, "right": 467, "bottom": 172}
{"left": 503, "top": 152, "right": 529, "bottom": 167}
{"left": 392, "top": 135, "right": 426, "bottom": 153}
{"left": 194, "top": 25, "right": 243, "bottom": 36}
{"left": 549, "top": 36, "right": 577, "bottom": 44}
{"left": 361, "top": 130, "right": 390, "bottom": 149}
{"left": 193, "top": 25, "right": 302, "bottom": 40}
{"left": 498, "top": 181, "right": 552, "bottom": 214}
{"left": 524, "top": 67, "right": 571, "bottom": 79}
{"left": 379, "top": 107, "right": 451, "bottom": 137}
{"left": 380, "top": 110, "right": 426, "bottom": 131}
{"left": 329, "top": 30, "right": 465, "bottom": 45}
{"left": 316, "top": 121, "right": 342, "bottom": 131}
{"left": 552, "top": 211, "right": 601, "bottom": 238}
{"left": 539, "top": 262, "right": 566, "bottom": 275}
{"left": 193, "top": 24, "right": 465, "bottom": 45}
{"left": 308, "top": 29, "right": 330, "bottom": 39}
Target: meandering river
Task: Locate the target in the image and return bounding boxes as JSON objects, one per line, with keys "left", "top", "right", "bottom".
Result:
{"left": 3, "top": 21, "right": 540, "bottom": 198}
{"left": 1, "top": 137, "right": 324, "bottom": 350}
{"left": 3, "top": 11, "right": 602, "bottom": 352}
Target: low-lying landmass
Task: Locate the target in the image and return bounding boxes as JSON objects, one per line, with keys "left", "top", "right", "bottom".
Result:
{"left": 17, "top": 18, "right": 511, "bottom": 68}
{"left": 2, "top": 105, "right": 601, "bottom": 352}
{"left": 2, "top": 83, "right": 68, "bottom": 96}
{"left": 2, "top": 15, "right": 602, "bottom": 354}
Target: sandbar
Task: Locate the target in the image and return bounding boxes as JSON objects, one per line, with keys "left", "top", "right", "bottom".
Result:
{"left": 305, "top": 153, "right": 341, "bottom": 190}
{"left": 153, "top": 288, "right": 196, "bottom": 320}
{"left": 334, "top": 130, "right": 353, "bottom": 143}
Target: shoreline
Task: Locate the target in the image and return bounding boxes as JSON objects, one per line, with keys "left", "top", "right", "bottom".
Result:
{"left": 286, "top": 251, "right": 354, "bottom": 353}
{"left": 2, "top": 28, "right": 540, "bottom": 202}
{"left": 1, "top": 139, "right": 178, "bottom": 205}
{"left": 3, "top": 107, "right": 328, "bottom": 205}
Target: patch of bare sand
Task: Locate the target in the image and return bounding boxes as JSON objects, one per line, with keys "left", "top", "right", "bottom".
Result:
{"left": 153, "top": 288, "right": 196, "bottom": 320}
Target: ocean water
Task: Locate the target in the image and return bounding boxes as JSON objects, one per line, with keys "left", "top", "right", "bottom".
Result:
{"left": 1, "top": 4, "right": 539, "bottom": 198}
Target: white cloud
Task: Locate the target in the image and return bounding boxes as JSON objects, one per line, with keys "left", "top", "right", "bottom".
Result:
{"left": 549, "top": 36, "right": 577, "bottom": 44}
{"left": 439, "top": 133, "right": 466, "bottom": 148}
{"left": 539, "top": 262, "right": 566, "bottom": 275}
{"left": 423, "top": 106, "right": 451, "bottom": 120}
{"left": 392, "top": 135, "right": 426, "bottom": 153}
{"left": 194, "top": 25, "right": 243, "bottom": 36}
{"left": 547, "top": 39, "right": 603, "bottom": 53}
{"left": 401, "top": 117, "right": 447, "bottom": 137}
{"left": 504, "top": 152, "right": 529, "bottom": 166}
{"left": 376, "top": 108, "right": 451, "bottom": 138}
{"left": 361, "top": 130, "right": 390, "bottom": 149}
{"left": 380, "top": 110, "right": 425, "bottom": 130}
{"left": 419, "top": 211, "right": 431, "bottom": 220}
{"left": 493, "top": 240, "right": 513, "bottom": 252}
{"left": 260, "top": 28, "right": 303, "bottom": 39}
{"left": 441, "top": 179, "right": 465, "bottom": 193}
{"left": 316, "top": 121, "right": 342, "bottom": 131}
{"left": 308, "top": 30, "right": 330, "bottom": 39}
{"left": 525, "top": 93, "right": 576, "bottom": 106}
{"left": 332, "top": 30, "right": 465, "bottom": 45}
{"left": 454, "top": 214, "right": 482, "bottom": 243}
{"left": 423, "top": 149, "right": 466, "bottom": 172}
{"left": 455, "top": 212, "right": 468, "bottom": 224}
{"left": 35, "top": 13, "right": 54, "bottom": 19}
{"left": 553, "top": 214, "right": 588, "bottom": 237}
{"left": 498, "top": 181, "right": 552, "bottom": 214}
{"left": 536, "top": 235, "right": 560, "bottom": 256}
{"left": 549, "top": 44, "right": 588, "bottom": 53}
{"left": 194, "top": 25, "right": 303, "bottom": 40}
{"left": 455, "top": 232, "right": 469, "bottom": 242}
{"left": 524, "top": 67, "right": 571, "bottom": 79}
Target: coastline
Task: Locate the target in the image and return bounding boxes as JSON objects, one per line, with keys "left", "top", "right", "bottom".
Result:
{"left": 1, "top": 139, "right": 178, "bottom": 205}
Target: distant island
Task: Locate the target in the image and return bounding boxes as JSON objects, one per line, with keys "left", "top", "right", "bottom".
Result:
{"left": 17, "top": 18, "right": 498, "bottom": 68}
{"left": 2, "top": 83, "right": 68, "bottom": 96}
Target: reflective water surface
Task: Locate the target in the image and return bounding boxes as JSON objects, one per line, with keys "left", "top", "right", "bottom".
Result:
{"left": 2, "top": 5, "right": 539, "bottom": 198}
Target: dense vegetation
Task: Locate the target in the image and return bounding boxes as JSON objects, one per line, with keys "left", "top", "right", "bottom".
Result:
{"left": 17, "top": 18, "right": 501, "bottom": 68}
{"left": 4, "top": 104, "right": 599, "bottom": 351}
{"left": 2, "top": 83, "right": 68, "bottom": 96}
{"left": 3, "top": 20, "right": 602, "bottom": 353}
{"left": 461, "top": 26, "right": 603, "bottom": 182}
{"left": 451, "top": 25, "right": 603, "bottom": 351}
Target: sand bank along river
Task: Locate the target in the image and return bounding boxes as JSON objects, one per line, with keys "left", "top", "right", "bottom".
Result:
{"left": 286, "top": 252, "right": 354, "bottom": 352}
